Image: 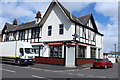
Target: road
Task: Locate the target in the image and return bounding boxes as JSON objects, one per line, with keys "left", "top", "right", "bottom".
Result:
{"left": 0, "top": 63, "right": 118, "bottom": 79}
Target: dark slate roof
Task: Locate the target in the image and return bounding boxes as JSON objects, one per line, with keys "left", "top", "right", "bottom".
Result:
{"left": 15, "top": 21, "right": 37, "bottom": 31}
{"left": 4, "top": 23, "right": 17, "bottom": 32}
{"left": 3, "top": 21, "right": 38, "bottom": 32}
{"left": 78, "top": 14, "right": 92, "bottom": 25}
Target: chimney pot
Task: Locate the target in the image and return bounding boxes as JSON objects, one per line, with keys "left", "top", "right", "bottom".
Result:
{"left": 13, "top": 18, "right": 17, "bottom": 25}
{"left": 35, "top": 11, "right": 41, "bottom": 18}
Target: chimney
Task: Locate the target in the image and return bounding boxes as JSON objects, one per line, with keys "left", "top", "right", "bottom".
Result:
{"left": 35, "top": 11, "right": 41, "bottom": 18}
{"left": 35, "top": 11, "right": 41, "bottom": 24}
{"left": 13, "top": 18, "right": 17, "bottom": 25}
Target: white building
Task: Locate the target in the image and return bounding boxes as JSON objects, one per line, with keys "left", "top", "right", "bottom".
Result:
{"left": 103, "top": 53, "right": 120, "bottom": 63}
{"left": 2, "top": 1, "right": 103, "bottom": 67}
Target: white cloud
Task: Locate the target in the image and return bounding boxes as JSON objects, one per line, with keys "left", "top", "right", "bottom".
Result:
{"left": 61, "top": 2, "right": 92, "bottom": 12}
{"left": 0, "top": 2, "right": 50, "bottom": 29}
{"left": 94, "top": 2, "right": 118, "bottom": 25}
{"left": 96, "top": 21, "right": 118, "bottom": 52}
{"left": 94, "top": 2, "right": 118, "bottom": 52}
{"left": 94, "top": 2, "right": 118, "bottom": 17}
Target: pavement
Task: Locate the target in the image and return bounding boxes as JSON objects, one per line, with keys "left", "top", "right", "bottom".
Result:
{"left": 28, "top": 63, "right": 92, "bottom": 70}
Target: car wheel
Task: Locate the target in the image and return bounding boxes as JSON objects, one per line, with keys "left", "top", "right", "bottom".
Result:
{"left": 110, "top": 65, "right": 113, "bottom": 68}
{"left": 104, "top": 65, "right": 107, "bottom": 69}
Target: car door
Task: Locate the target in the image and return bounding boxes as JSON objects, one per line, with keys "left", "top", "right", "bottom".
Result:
{"left": 104, "top": 59, "right": 110, "bottom": 67}
{"left": 105, "top": 59, "right": 111, "bottom": 67}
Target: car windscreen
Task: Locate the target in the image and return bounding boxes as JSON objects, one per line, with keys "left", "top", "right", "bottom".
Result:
{"left": 95, "top": 59, "right": 103, "bottom": 61}
{"left": 25, "top": 48, "right": 35, "bottom": 54}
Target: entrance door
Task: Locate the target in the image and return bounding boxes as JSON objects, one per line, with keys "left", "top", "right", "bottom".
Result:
{"left": 65, "top": 45, "right": 75, "bottom": 67}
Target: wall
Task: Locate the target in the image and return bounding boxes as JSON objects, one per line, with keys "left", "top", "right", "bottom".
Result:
{"left": 35, "top": 57, "right": 64, "bottom": 65}
{"left": 42, "top": 4, "right": 74, "bottom": 42}
{"left": 76, "top": 58, "right": 95, "bottom": 65}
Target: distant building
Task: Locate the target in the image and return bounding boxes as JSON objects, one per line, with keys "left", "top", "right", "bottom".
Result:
{"left": 2, "top": 1, "right": 103, "bottom": 67}
{"left": 103, "top": 53, "right": 120, "bottom": 63}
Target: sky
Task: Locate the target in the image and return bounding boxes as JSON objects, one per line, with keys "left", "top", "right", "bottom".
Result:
{"left": 0, "top": 0, "right": 118, "bottom": 52}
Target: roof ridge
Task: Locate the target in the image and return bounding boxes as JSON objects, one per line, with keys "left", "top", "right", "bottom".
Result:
{"left": 6, "top": 22, "right": 18, "bottom": 27}
{"left": 78, "top": 13, "right": 92, "bottom": 18}
{"left": 19, "top": 20, "right": 35, "bottom": 26}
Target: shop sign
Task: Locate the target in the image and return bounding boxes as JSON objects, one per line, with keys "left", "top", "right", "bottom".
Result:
{"left": 78, "top": 43, "right": 88, "bottom": 46}
{"left": 66, "top": 42, "right": 76, "bottom": 45}
{"left": 48, "top": 42, "right": 63, "bottom": 45}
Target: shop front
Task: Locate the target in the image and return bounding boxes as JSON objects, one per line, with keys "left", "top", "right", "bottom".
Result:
{"left": 32, "top": 42, "right": 97, "bottom": 67}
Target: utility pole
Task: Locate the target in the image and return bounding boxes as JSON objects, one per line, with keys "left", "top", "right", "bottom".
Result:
{"left": 114, "top": 44, "right": 117, "bottom": 63}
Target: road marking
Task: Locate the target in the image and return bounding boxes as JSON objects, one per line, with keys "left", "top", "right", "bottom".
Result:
{"left": 0, "top": 68, "right": 15, "bottom": 73}
{"left": 86, "top": 75, "right": 94, "bottom": 77}
{"left": 82, "top": 67, "right": 90, "bottom": 70}
{"left": 32, "top": 75, "right": 52, "bottom": 80}
{"left": 68, "top": 73, "right": 73, "bottom": 75}
{"left": 32, "top": 75, "right": 45, "bottom": 78}
{"left": 76, "top": 74, "right": 84, "bottom": 76}
{"left": 100, "top": 76, "right": 106, "bottom": 78}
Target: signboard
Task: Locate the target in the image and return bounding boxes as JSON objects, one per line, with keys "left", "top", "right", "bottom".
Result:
{"left": 66, "top": 43, "right": 76, "bottom": 45}
{"left": 78, "top": 43, "right": 88, "bottom": 46}
{"left": 48, "top": 42, "right": 63, "bottom": 45}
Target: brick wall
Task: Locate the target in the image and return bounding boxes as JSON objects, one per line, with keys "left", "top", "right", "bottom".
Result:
{"left": 76, "top": 58, "right": 95, "bottom": 65}
{"left": 35, "top": 57, "right": 64, "bottom": 65}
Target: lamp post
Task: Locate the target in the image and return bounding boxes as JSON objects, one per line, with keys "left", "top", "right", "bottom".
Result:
{"left": 114, "top": 44, "right": 117, "bottom": 63}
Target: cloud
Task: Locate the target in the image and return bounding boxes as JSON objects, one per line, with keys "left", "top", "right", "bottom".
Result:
{"left": 61, "top": 2, "right": 92, "bottom": 12}
{"left": 0, "top": 2, "right": 50, "bottom": 29}
{"left": 94, "top": 2, "right": 118, "bottom": 25}
{"left": 94, "top": 2, "right": 118, "bottom": 17}
{"left": 94, "top": 2, "right": 118, "bottom": 52}
{"left": 96, "top": 21, "right": 118, "bottom": 52}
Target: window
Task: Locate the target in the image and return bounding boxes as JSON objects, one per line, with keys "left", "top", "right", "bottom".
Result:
{"left": 49, "top": 46, "right": 62, "bottom": 58}
{"left": 13, "top": 32, "right": 17, "bottom": 40}
{"left": 59, "top": 24, "right": 64, "bottom": 35}
{"left": 82, "top": 28, "right": 86, "bottom": 38}
{"left": 91, "top": 48, "right": 96, "bottom": 58}
{"left": 93, "top": 32, "right": 96, "bottom": 41}
{"left": 48, "top": 26, "right": 52, "bottom": 36}
{"left": 31, "top": 28, "right": 40, "bottom": 38}
{"left": 36, "top": 28, "right": 40, "bottom": 38}
{"left": 98, "top": 49, "right": 100, "bottom": 58}
{"left": 33, "top": 46, "right": 43, "bottom": 57}
{"left": 19, "top": 48, "right": 24, "bottom": 56}
{"left": 18, "top": 31, "right": 22, "bottom": 40}
{"left": 22, "top": 31, "right": 25, "bottom": 40}
{"left": 5, "top": 33, "right": 10, "bottom": 41}
{"left": 31, "top": 29, "right": 36, "bottom": 38}
{"left": 18, "top": 31, "right": 25, "bottom": 40}
{"left": 78, "top": 46, "right": 86, "bottom": 58}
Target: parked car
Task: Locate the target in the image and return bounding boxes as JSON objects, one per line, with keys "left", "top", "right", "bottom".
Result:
{"left": 92, "top": 59, "right": 113, "bottom": 69}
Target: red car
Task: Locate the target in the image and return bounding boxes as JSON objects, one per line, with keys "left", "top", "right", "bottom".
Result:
{"left": 92, "top": 59, "right": 113, "bottom": 69}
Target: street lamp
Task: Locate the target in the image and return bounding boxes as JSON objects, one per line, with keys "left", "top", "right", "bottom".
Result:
{"left": 114, "top": 44, "right": 117, "bottom": 63}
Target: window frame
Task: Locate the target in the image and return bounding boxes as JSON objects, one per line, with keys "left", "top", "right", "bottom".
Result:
{"left": 49, "top": 45, "right": 62, "bottom": 58}
{"left": 59, "top": 24, "right": 64, "bottom": 35}
{"left": 48, "top": 26, "right": 52, "bottom": 36}
{"left": 78, "top": 46, "right": 86, "bottom": 58}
